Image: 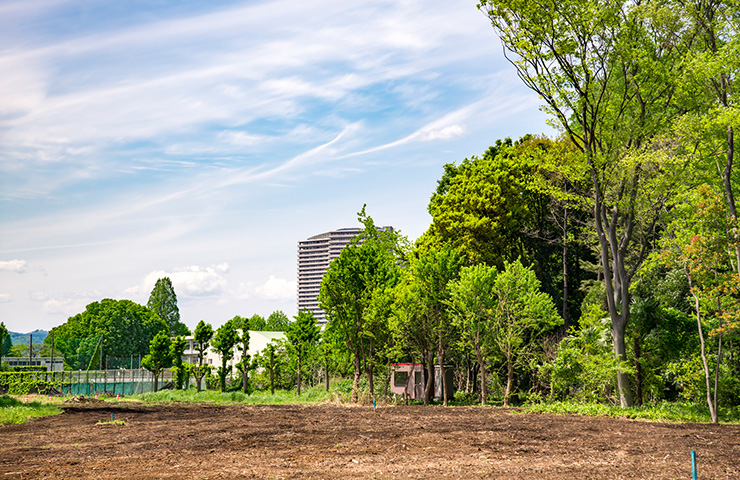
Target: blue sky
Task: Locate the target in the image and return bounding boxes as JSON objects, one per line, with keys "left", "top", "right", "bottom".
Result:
{"left": 0, "top": 0, "right": 551, "bottom": 334}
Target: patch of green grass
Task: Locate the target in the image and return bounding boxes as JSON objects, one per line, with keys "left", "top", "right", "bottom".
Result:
{"left": 96, "top": 419, "right": 125, "bottom": 426}
{"left": 0, "top": 395, "right": 61, "bottom": 424}
{"left": 523, "top": 400, "right": 740, "bottom": 424}
{"left": 133, "top": 385, "right": 341, "bottom": 405}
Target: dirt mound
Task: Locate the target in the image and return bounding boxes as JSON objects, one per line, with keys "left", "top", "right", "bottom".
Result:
{"left": 63, "top": 395, "right": 104, "bottom": 404}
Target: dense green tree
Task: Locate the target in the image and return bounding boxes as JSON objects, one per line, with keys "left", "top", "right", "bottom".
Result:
{"left": 142, "top": 331, "right": 172, "bottom": 392}
{"left": 169, "top": 335, "right": 187, "bottom": 390}
{"left": 1, "top": 330, "right": 11, "bottom": 358}
{"left": 286, "top": 311, "right": 321, "bottom": 395}
{"left": 409, "top": 245, "right": 463, "bottom": 406}
{"left": 147, "top": 277, "right": 190, "bottom": 337}
{"left": 47, "top": 299, "right": 167, "bottom": 370}
{"left": 249, "top": 314, "right": 267, "bottom": 331}
{"left": 212, "top": 319, "right": 239, "bottom": 392}
{"left": 0, "top": 323, "right": 7, "bottom": 361}
{"left": 266, "top": 311, "right": 292, "bottom": 331}
{"left": 674, "top": 0, "right": 740, "bottom": 273}
{"left": 490, "top": 260, "right": 562, "bottom": 406}
{"left": 479, "top": 0, "right": 690, "bottom": 407}
{"left": 543, "top": 305, "right": 631, "bottom": 403}
{"left": 448, "top": 264, "right": 498, "bottom": 405}
{"left": 192, "top": 320, "right": 214, "bottom": 392}
{"left": 419, "top": 138, "right": 531, "bottom": 265}
{"left": 251, "top": 339, "right": 295, "bottom": 392}
{"left": 421, "top": 136, "right": 595, "bottom": 329}
{"left": 319, "top": 206, "right": 406, "bottom": 402}
{"left": 391, "top": 271, "right": 435, "bottom": 403}
{"left": 232, "top": 316, "right": 252, "bottom": 394}
{"left": 660, "top": 186, "right": 740, "bottom": 422}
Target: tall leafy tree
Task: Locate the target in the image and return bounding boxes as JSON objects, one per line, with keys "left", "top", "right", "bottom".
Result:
{"left": 249, "top": 314, "right": 267, "bottom": 331}
{"left": 659, "top": 186, "right": 740, "bottom": 422}
{"left": 142, "top": 331, "right": 172, "bottom": 392}
{"left": 409, "top": 245, "right": 463, "bottom": 406}
{"left": 266, "top": 310, "right": 292, "bottom": 331}
{"left": 1, "top": 330, "right": 11, "bottom": 358}
{"left": 480, "top": 0, "right": 690, "bottom": 406}
{"left": 421, "top": 136, "right": 594, "bottom": 328}
{"left": 419, "top": 138, "right": 531, "bottom": 265}
{"left": 490, "top": 260, "right": 562, "bottom": 406}
{"left": 448, "top": 264, "right": 498, "bottom": 405}
{"left": 169, "top": 335, "right": 187, "bottom": 390}
{"left": 192, "top": 320, "right": 214, "bottom": 392}
{"left": 232, "top": 316, "right": 252, "bottom": 394}
{"left": 319, "top": 206, "right": 406, "bottom": 402}
{"left": 148, "top": 277, "right": 190, "bottom": 337}
{"left": 391, "top": 271, "right": 435, "bottom": 404}
{"left": 48, "top": 299, "right": 167, "bottom": 370}
{"left": 211, "top": 319, "right": 238, "bottom": 392}
{"left": 0, "top": 322, "right": 7, "bottom": 362}
{"left": 286, "top": 311, "right": 321, "bottom": 395}
{"left": 674, "top": 0, "right": 740, "bottom": 273}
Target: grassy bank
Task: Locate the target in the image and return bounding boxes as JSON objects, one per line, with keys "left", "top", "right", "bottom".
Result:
{"left": 523, "top": 400, "right": 740, "bottom": 424}
{"left": 0, "top": 395, "right": 61, "bottom": 424}
{"left": 132, "top": 385, "right": 343, "bottom": 405}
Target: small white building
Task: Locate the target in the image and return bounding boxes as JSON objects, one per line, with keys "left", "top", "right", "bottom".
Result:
{"left": 3, "top": 356, "right": 65, "bottom": 372}
{"left": 182, "top": 331, "right": 286, "bottom": 371}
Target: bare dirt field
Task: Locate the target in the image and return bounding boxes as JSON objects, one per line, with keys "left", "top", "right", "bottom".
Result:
{"left": 1, "top": 402, "right": 739, "bottom": 479}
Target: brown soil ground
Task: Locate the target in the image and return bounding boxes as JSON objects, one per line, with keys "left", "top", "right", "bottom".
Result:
{"left": 1, "top": 403, "right": 739, "bottom": 479}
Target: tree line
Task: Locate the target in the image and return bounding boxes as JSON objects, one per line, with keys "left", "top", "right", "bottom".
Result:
{"left": 10, "top": 0, "right": 739, "bottom": 423}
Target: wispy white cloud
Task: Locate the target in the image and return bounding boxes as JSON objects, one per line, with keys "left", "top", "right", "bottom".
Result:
{"left": 30, "top": 290, "right": 101, "bottom": 316}
{"left": 0, "top": 0, "right": 551, "bottom": 332}
{"left": 126, "top": 263, "right": 231, "bottom": 300}
{"left": 0, "top": 259, "right": 27, "bottom": 273}
{"left": 233, "top": 275, "right": 296, "bottom": 301}
{"left": 0, "top": 0, "right": 500, "bottom": 198}
{"left": 255, "top": 276, "right": 296, "bottom": 301}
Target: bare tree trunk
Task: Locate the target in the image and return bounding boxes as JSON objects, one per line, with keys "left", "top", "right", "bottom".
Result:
{"left": 324, "top": 350, "right": 330, "bottom": 392}
{"left": 296, "top": 356, "right": 302, "bottom": 396}
{"left": 476, "top": 350, "right": 486, "bottom": 406}
{"left": 242, "top": 365, "right": 248, "bottom": 394}
{"left": 595, "top": 197, "right": 634, "bottom": 408}
{"left": 438, "top": 340, "right": 448, "bottom": 407}
{"left": 196, "top": 355, "right": 204, "bottom": 393}
{"left": 367, "top": 339, "right": 375, "bottom": 398}
{"left": 269, "top": 349, "right": 275, "bottom": 395}
{"left": 688, "top": 272, "right": 718, "bottom": 423}
{"left": 404, "top": 356, "right": 414, "bottom": 405}
{"left": 724, "top": 126, "right": 740, "bottom": 274}
{"left": 424, "top": 351, "right": 434, "bottom": 406}
{"left": 714, "top": 298, "right": 725, "bottom": 423}
{"left": 352, "top": 353, "right": 361, "bottom": 403}
{"left": 504, "top": 359, "right": 513, "bottom": 407}
{"left": 562, "top": 190, "right": 570, "bottom": 329}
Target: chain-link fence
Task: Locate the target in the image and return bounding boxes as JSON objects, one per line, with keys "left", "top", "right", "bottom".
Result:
{"left": 59, "top": 369, "right": 175, "bottom": 396}
{"left": 0, "top": 369, "right": 183, "bottom": 396}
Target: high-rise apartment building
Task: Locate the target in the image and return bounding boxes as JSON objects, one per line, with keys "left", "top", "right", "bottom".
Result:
{"left": 297, "top": 226, "right": 391, "bottom": 323}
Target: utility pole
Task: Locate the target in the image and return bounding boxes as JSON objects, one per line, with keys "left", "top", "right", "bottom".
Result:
{"left": 50, "top": 332, "right": 55, "bottom": 372}
{"left": 29, "top": 333, "right": 32, "bottom": 367}
{"left": 98, "top": 334, "right": 104, "bottom": 371}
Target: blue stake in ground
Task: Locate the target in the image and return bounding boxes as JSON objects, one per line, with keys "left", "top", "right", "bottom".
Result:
{"left": 691, "top": 450, "right": 697, "bottom": 479}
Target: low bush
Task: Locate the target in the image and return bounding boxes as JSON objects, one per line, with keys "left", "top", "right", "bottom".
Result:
{"left": 523, "top": 400, "right": 740, "bottom": 424}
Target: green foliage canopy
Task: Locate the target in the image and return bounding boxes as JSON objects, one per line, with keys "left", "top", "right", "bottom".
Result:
{"left": 48, "top": 299, "right": 167, "bottom": 370}
{"left": 147, "top": 277, "right": 190, "bottom": 337}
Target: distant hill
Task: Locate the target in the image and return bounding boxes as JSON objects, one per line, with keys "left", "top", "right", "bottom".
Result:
{"left": 9, "top": 329, "right": 48, "bottom": 345}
